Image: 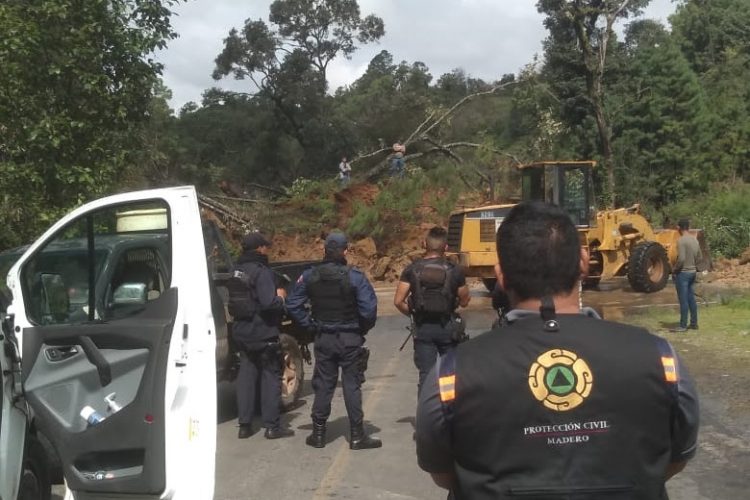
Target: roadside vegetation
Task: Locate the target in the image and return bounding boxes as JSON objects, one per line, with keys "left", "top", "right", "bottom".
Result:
{"left": 630, "top": 291, "right": 750, "bottom": 350}
{"left": 629, "top": 291, "right": 750, "bottom": 416}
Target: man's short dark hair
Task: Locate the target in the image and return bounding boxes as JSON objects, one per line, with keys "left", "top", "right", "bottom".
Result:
{"left": 425, "top": 226, "right": 447, "bottom": 253}
{"left": 678, "top": 218, "right": 690, "bottom": 230}
{"left": 497, "top": 201, "right": 581, "bottom": 301}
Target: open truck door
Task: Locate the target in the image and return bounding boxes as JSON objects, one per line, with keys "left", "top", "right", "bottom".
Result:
{"left": 1, "top": 313, "right": 28, "bottom": 500}
{"left": 2, "top": 186, "right": 216, "bottom": 499}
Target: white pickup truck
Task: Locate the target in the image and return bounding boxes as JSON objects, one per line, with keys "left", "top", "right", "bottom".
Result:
{"left": 1, "top": 187, "right": 228, "bottom": 500}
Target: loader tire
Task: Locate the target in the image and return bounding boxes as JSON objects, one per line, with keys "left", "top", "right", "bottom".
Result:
{"left": 279, "top": 333, "right": 304, "bottom": 411}
{"left": 628, "top": 241, "right": 670, "bottom": 293}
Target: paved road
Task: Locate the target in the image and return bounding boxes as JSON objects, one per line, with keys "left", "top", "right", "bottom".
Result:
{"left": 214, "top": 285, "right": 451, "bottom": 500}
{"left": 52, "top": 280, "right": 745, "bottom": 499}
{"left": 213, "top": 282, "right": 740, "bottom": 500}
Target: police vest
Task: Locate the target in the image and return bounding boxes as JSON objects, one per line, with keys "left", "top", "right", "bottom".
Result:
{"left": 226, "top": 261, "right": 262, "bottom": 320}
{"left": 307, "top": 262, "right": 358, "bottom": 325}
{"left": 410, "top": 259, "right": 455, "bottom": 322}
{"left": 440, "top": 315, "right": 679, "bottom": 499}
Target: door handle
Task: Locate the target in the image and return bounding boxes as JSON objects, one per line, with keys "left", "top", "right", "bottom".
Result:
{"left": 78, "top": 336, "right": 112, "bottom": 387}
{"left": 45, "top": 346, "right": 79, "bottom": 362}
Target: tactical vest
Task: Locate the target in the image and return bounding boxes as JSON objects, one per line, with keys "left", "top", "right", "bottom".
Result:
{"left": 226, "top": 262, "right": 260, "bottom": 320}
{"left": 307, "top": 262, "right": 358, "bottom": 325}
{"left": 441, "top": 315, "right": 678, "bottom": 499}
{"left": 410, "top": 259, "right": 455, "bottom": 322}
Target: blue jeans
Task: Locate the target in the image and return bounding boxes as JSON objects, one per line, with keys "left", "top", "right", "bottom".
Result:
{"left": 675, "top": 271, "right": 697, "bottom": 328}
{"left": 389, "top": 157, "right": 405, "bottom": 177}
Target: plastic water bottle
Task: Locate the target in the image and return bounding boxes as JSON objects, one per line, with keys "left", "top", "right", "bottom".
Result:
{"left": 80, "top": 406, "right": 106, "bottom": 426}
{"left": 104, "top": 393, "right": 122, "bottom": 414}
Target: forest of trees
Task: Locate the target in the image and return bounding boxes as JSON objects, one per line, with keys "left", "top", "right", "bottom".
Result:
{"left": 1, "top": 0, "right": 749, "bottom": 255}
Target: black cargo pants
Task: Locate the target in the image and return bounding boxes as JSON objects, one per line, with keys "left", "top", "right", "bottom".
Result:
{"left": 236, "top": 342, "right": 282, "bottom": 430}
{"left": 413, "top": 322, "right": 455, "bottom": 396}
{"left": 311, "top": 331, "right": 365, "bottom": 426}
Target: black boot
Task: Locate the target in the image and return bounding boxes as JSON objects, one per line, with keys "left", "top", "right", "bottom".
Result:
{"left": 237, "top": 424, "right": 253, "bottom": 439}
{"left": 305, "top": 420, "right": 326, "bottom": 448}
{"left": 264, "top": 427, "right": 294, "bottom": 439}
{"left": 349, "top": 423, "right": 382, "bottom": 450}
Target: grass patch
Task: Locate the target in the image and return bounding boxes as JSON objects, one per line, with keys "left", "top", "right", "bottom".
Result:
{"left": 628, "top": 291, "right": 750, "bottom": 418}
{"left": 628, "top": 292, "right": 750, "bottom": 354}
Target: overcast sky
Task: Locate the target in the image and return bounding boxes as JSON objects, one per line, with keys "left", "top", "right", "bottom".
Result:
{"left": 156, "top": 0, "right": 678, "bottom": 111}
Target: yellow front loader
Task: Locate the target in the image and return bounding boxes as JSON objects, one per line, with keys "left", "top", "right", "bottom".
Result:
{"left": 447, "top": 161, "right": 711, "bottom": 293}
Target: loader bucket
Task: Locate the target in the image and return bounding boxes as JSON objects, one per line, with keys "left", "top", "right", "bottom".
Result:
{"left": 689, "top": 229, "right": 713, "bottom": 272}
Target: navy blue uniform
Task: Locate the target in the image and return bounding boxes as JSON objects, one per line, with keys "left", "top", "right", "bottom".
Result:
{"left": 286, "top": 261, "right": 377, "bottom": 427}
{"left": 232, "top": 251, "right": 285, "bottom": 431}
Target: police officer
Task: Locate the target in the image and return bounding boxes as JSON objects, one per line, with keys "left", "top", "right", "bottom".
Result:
{"left": 230, "top": 232, "right": 294, "bottom": 440}
{"left": 286, "top": 232, "right": 381, "bottom": 450}
{"left": 393, "top": 226, "right": 470, "bottom": 395}
{"left": 416, "top": 202, "right": 699, "bottom": 499}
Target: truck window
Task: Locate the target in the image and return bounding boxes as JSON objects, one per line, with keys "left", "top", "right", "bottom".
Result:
{"left": 20, "top": 200, "right": 170, "bottom": 325}
{"left": 105, "top": 246, "right": 169, "bottom": 320}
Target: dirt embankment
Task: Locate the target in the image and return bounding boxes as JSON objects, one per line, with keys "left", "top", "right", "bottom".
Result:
{"left": 267, "top": 182, "right": 460, "bottom": 282}
{"left": 204, "top": 182, "right": 750, "bottom": 289}
{"left": 702, "top": 250, "right": 750, "bottom": 289}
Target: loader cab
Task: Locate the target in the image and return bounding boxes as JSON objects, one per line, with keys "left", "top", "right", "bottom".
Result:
{"left": 520, "top": 161, "right": 596, "bottom": 227}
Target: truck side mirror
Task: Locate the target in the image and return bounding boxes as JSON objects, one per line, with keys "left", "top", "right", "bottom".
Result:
{"left": 112, "top": 282, "right": 148, "bottom": 306}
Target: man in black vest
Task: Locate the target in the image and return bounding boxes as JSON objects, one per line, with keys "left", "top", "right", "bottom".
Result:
{"left": 286, "top": 232, "right": 381, "bottom": 450}
{"left": 416, "top": 202, "right": 699, "bottom": 499}
{"left": 232, "top": 232, "right": 294, "bottom": 440}
{"left": 394, "top": 226, "right": 470, "bottom": 395}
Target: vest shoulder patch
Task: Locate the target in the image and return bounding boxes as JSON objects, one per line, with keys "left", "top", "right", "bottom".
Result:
{"left": 438, "top": 350, "right": 457, "bottom": 404}
{"left": 655, "top": 337, "right": 679, "bottom": 384}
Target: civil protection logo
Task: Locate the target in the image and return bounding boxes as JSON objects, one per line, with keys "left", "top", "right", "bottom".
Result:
{"left": 528, "top": 349, "right": 593, "bottom": 411}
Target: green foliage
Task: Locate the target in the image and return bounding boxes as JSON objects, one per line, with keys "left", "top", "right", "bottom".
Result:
{"left": 425, "top": 164, "right": 464, "bottom": 218}
{"left": 379, "top": 176, "right": 426, "bottom": 221}
{"left": 212, "top": 0, "right": 384, "bottom": 179}
{"left": 670, "top": 0, "right": 750, "bottom": 185}
{"left": 282, "top": 177, "right": 338, "bottom": 231}
{"left": 332, "top": 50, "right": 435, "bottom": 156}
{"left": 671, "top": 0, "right": 750, "bottom": 75}
{"left": 666, "top": 184, "right": 750, "bottom": 258}
{"left": 614, "top": 25, "right": 710, "bottom": 208}
{"left": 287, "top": 177, "right": 337, "bottom": 199}
{"left": 347, "top": 202, "right": 383, "bottom": 240}
{"left": 346, "top": 168, "right": 466, "bottom": 241}
{"left": 347, "top": 174, "right": 426, "bottom": 241}
{"left": 0, "top": 0, "right": 181, "bottom": 249}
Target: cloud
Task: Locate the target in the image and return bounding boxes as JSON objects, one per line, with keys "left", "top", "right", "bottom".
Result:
{"left": 156, "top": 0, "right": 677, "bottom": 110}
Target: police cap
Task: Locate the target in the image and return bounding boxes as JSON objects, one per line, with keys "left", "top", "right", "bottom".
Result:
{"left": 325, "top": 232, "right": 348, "bottom": 251}
{"left": 242, "top": 231, "right": 272, "bottom": 250}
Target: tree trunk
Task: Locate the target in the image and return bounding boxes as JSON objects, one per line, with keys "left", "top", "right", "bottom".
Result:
{"left": 591, "top": 95, "right": 615, "bottom": 207}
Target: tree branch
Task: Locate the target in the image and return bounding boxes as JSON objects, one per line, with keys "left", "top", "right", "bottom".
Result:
{"left": 405, "top": 110, "right": 436, "bottom": 144}
{"left": 415, "top": 81, "right": 516, "bottom": 142}
{"left": 422, "top": 135, "right": 466, "bottom": 165}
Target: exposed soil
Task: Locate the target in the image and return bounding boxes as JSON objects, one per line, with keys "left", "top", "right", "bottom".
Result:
{"left": 203, "top": 181, "right": 750, "bottom": 289}
{"left": 266, "top": 181, "right": 454, "bottom": 281}
{"left": 704, "top": 257, "right": 750, "bottom": 289}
